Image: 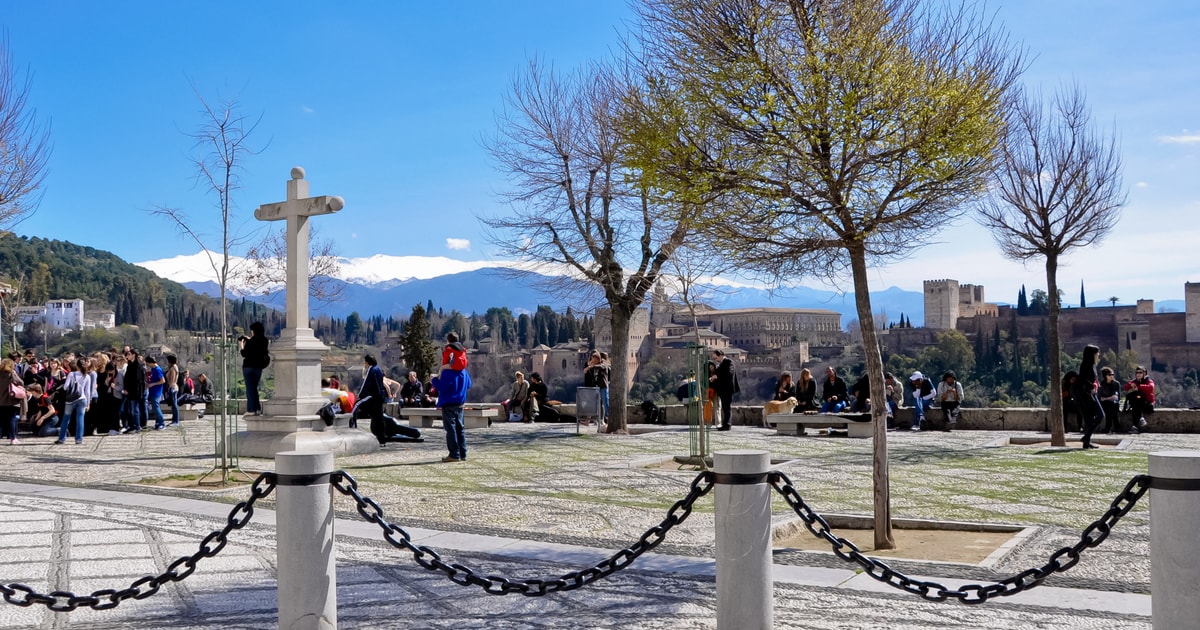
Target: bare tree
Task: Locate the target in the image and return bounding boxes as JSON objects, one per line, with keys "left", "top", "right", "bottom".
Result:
{"left": 632, "top": 0, "right": 1022, "bottom": 548}
{"left": 978, "top": 85, "right": 1126, "bottom": 447}
{"left": 152, "top": 92, "right": 261, "bottom": 481}
{"left": 484, "top": 58, "right": 701, "bottom": 433}
{"left": 661, "top": 246, "right": 737, "bottom": 458}
{"left": 238, "top": 225, "right": 343, "bottom": 303}
{"left": 0, "top": 35, "right": 51, "bottom": 228}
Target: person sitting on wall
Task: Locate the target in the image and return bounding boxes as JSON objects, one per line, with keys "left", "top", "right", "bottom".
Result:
{"left": 1124, "top": 366, "right": 1155, "bottom": 433}
{"left": 850, "top": 373, "right": 871, "bottom": 412}
{"left": 526, "top": 372, "right": 547, "bottom": 423}
{"left": 909, "top": 371, "right": 936, "bottom": 431}
{"left": 820, "top": 367, "right": 848, "bottom": 413}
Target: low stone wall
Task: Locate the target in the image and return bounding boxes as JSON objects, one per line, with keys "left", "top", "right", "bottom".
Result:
{"left": 619, "top": 403, "right": 1200, "bottom": 433}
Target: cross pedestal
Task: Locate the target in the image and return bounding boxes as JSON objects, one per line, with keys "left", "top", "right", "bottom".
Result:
{"left": 230, "top": 167, "right": 379, "bottom": 458}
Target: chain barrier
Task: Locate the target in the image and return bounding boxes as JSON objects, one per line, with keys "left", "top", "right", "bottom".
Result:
{"left": 0, "top": 472, "right": 276, "bottom": 612}
{"left": 770, "top": 470, "right": 1150, "bottom": 604}
{"left": 331, "top": 469, "right": 714, "bottom": 596}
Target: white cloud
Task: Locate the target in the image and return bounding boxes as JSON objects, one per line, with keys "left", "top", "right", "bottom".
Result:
{"left": 301, "top": 105, "right": 315, "bottom": 114}
{"left": 1136, "top": 181, "right": 1149, "bottom": 188}
{"left": 445, "top": 238, "right": 471, "bottom": 251}
{"left": 1158, "top": 133, "right": 1200, "bottom": 144}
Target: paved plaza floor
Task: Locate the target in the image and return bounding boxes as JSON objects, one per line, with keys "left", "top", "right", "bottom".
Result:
{"left": 1, "top": 418, "right": 1180, "bottom": 629}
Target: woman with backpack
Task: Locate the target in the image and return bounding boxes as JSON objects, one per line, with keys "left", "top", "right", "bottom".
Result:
{"left": 55, "top": 358, "right": 94, "bottom": 445}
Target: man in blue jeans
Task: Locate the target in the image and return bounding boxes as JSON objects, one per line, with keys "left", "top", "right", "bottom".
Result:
{"left": 432, "top": 352, "right": 472, "bottom": 463}
{"left": 145, "top": 356, "right": 167, "bottom": 430}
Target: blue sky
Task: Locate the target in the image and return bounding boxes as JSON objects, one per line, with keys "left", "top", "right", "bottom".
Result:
{"left": 3, "top": 1, "right": 1198, "bottom": 307}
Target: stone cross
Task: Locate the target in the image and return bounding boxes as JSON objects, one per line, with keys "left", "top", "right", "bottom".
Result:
{"left": 254, "top": 166, "right": 344, "bottom": 331}
{"left": 233, "top": 167, "right": 376, "bottom": 458}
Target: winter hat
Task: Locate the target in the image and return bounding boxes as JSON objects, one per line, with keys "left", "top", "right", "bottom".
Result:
{"left": 909, "top": 371, "right": 924, "bottom": 382}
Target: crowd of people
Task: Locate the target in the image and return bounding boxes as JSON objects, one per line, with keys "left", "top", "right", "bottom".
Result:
{"left": 763, "top": 355, "right": 1157, "bottom": 441}
{"left": 0, "top": 347, "right": 214, "bottom": 445}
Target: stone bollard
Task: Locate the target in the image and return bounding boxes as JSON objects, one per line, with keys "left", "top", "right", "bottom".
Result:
{"left": 714, "top": 450, "right": 773, "bottom": 630}
{"left": 1149, "top": 451, "right": 1200, "bottom": 629}
{"left": 276, "top": 451, "right": 337, "bottom": 630}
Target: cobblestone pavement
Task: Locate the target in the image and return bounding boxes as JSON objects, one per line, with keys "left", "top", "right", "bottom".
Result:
{"left": 1, "top": 418, "right": 1182, "bottom": 628}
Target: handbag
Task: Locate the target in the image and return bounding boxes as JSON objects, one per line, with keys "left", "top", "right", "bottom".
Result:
{"left": 9, "top": 381, "right": 26, "bottom": 400}
{"left": 63, "top": 375, "right": 83, "bottom": 403}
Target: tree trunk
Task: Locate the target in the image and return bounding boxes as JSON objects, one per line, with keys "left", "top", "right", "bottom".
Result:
{"left": 849, "top": 245, "right": 894, "bottom": 550}
{"left": 606, "top": 307, "right": 632, "bottom": 433}
{"left": 1045, "top": 256, "right": 1065, "bottom": 447}
{"left": 691, "top": 307, "right": 707, "bottom": 456}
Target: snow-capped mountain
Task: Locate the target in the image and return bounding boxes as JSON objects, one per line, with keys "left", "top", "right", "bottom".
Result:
{"left": 135, "top": 251, "right": 523, "bottom": 292}
{"left": 135, "top": 251, "right": 928, "bottom": 324}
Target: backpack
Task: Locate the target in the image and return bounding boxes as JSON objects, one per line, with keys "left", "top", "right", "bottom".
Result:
{"left": 317, "top": 401, "right": 339, "bottom": 427}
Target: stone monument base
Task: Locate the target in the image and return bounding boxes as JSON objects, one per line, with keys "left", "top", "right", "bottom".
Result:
{"left": 225, "top": 414, "right": 381, "bottom": 459}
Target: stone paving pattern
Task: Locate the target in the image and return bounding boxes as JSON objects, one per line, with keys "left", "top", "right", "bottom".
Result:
{"left": 1, "top": 417, "right": 1178, "bottom": 628}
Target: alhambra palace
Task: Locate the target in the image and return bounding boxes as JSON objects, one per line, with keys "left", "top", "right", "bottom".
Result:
{"left": 484, "top": 280, "right": 1200, "bottom": 387}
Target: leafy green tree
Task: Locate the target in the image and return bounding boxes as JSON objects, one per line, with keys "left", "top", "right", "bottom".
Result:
{"left": 632, "top": 0, "right": 1021, "bottom": 549}
{"left": 1029, "top": 289, "right": 1049, "bottom": 316}
{"left": 26, "top": 262, "right": 51, "bottom": 305}
{"left": 919, "top": 330, "right": 976, "bottom": 382}
{"left": 401, "top": 304, "right": 438, "bottom": 381}
{"left": 441, "top": 310, "right": 469, "bottom": 344}
{"left": 344, "top": 311, "right": 362, "bottom": 343}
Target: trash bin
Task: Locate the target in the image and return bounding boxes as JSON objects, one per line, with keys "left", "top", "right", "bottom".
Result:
{"left": 576, "top": 386, "right": 602, "bottom": 432}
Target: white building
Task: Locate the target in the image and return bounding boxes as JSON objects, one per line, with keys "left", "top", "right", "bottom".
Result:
{"left": 14, "top": 299, "right": 87, "bottom": 331}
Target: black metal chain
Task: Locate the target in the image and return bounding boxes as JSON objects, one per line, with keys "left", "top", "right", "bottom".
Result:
{"left": 770, "top": 470, "right": 1150, "bottom": 604}
{"left": 0, "top": 473, "right": 276, "bottom": 612}
{"left": 331, "top": 469, "right": 714, "bottom": 596}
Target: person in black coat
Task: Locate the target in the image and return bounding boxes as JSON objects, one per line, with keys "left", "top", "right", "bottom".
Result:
{"left": 774, "top": 371, "right": 798, "bottom": 402}
{"left": 238, "top": 322, "right": 270, "bottom": 416}
{"left": 708, "top": 349, "right": 738, "bottom": 431}
{"left": 820, "top": 367, "right": 848, "bottom": 413}
{"left": 121, "top": 349, "right": 147, "bottom": 433}
{"left": 1072, "top": 345, "right": 1105, "bottom": 450}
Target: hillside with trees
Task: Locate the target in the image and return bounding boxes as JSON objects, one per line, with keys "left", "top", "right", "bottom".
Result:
{"left": 0, "top": 233, "right": 282, "bottom": 335}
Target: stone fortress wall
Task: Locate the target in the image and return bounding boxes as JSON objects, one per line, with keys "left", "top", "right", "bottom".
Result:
{"left": 922, "top": 278, "right": 1200, "bottom": 370}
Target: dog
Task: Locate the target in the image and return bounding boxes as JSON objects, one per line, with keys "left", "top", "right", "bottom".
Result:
{"left": 763, "top": 398, "right": 801, "bottom": 417}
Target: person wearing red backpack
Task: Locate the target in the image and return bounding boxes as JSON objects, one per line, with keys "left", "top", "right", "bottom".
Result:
{"left": 433, "top": 332, "right": 471, "bottom": 462}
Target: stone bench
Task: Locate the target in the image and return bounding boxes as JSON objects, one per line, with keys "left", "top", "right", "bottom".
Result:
{"left": 766, "top": 412, "right": 874, "bottom": 438}
{"left": 397, "top": 406, "right": 497, "bottom": 429}
{"left": 159, "top": 403, "right": 200, "bottom": 421}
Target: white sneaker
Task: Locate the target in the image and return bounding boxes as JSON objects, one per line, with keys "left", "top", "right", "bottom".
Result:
{"left": 107, "top": 430, "right": 120, "bottom": 436}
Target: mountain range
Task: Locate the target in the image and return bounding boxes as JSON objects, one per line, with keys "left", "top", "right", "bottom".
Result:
{"left": 136, "top": 251, "right": 1186, "bottom": 326}
{"left": 136, "top": 252, "right": 930, "bottom": 325}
